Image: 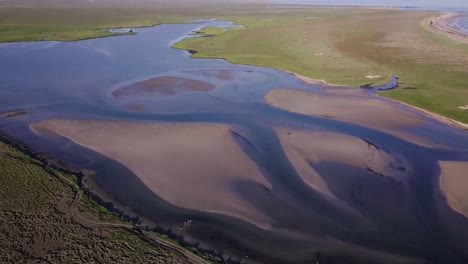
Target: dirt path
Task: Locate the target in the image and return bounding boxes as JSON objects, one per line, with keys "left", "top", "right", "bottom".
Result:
{"left": 46, "top": 167, "right": 212, "bottom": 264}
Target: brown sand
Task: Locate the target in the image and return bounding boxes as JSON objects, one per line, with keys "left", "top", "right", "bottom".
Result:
{"left": 30, "top": 119, "right": 273, "bottom": 229}
{"left": 282, "top": 69, "right": 335, "bottom": 86}
{"left": 380, "top": 95, "right": 468, "bottom": 131}
{"left": 264, "top": 88, "right": 431, "bottom": 145}
{"left": 183, "top": 70, "right": 235, "bottom": 81}
{"left": 275, "top": 127, "right": 407, "bottom": 199}
{"left": 439, "top": 161, "right": 468, "bottom": 218}
{"left": 112, "top": 76, "right": 215, "bottom": 98}
{"left": 0, "top": 109, "right": 26, "bottom": 118}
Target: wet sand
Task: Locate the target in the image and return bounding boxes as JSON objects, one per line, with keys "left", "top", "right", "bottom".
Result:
{"left": 31, "top": 119, "right": 274, "bottom": 229}
{"left": 112, "top": 76, "right": 215, "bottom": 98}
{"left": 439, "top": 161, "right": 468, "bottom": 218}
{"left": 25, "top": 88, "right": 468, "bottom": 263}
{"left": 275, "top": 127, "right": 407, "bottom": 199}
{"left": 264, "top": 88, "right": 432, "bottom": 145}
{"left": 0, "top": 109, "right": 26, "bottom": 118}
{"left": 29, "top": 118, "right": 433, "bottom": 263}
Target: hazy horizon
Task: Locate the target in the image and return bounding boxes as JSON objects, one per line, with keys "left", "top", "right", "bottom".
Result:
{"left": 272, "top": 0, "right": 468, "bottom": 8}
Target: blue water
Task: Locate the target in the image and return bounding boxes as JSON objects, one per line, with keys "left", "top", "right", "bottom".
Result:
{"left": 0, "top": 19, "right": 305, "bottom": 120}
{"left": 454, "top": 16, "right": 468, "bottom": 33}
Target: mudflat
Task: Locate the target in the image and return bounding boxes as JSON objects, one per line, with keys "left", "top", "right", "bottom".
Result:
{"left": 264, "top": 88, "right": 432, "bottom": 145}
{"left": 30, "top": 119, "right": 274, "bottom": 229}
{"left": 274, "top": 127, "right": 407, "bottom": 200}
{"left": 439, "top": 161, "right": 468, "bottom": 218}
{"left": 112, "top": 76, "right": 215, "bottom": 98}
{"left": 183, "top": 69, "right": 235, "bottom": 81}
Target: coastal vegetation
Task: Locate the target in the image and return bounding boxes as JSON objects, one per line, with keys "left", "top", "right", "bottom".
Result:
{"left": 174, "top": 9, "right": 468, "bottom": 124}
{"left": 0, "top": 136, "right": 216, "bottom": 263}
{"left": 0, "top": 3, "right": 186, "bottom": 42}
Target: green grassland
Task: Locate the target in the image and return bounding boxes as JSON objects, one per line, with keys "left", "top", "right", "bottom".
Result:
{"left": 174, "top": 8, "right": 468, "bottom": 124}
{"left": 0, "top": 140, "right": 190, "bottom": 263}
{"left": 0, "top": 4, "right": 187, "bottom": 42}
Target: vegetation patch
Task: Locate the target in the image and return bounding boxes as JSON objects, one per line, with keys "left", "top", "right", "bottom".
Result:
{"left": 173, "top": 8, "right": 468, "bottom": 124}
{"left": 0, "top": 137, "right": 194, "bottom": 263}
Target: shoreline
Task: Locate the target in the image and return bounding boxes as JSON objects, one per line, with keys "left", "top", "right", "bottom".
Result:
{"left": 0, "top": 130, "right": 228, "bottom": 264}
{"left": 376, "top": 94, "right": 468, "bottom": 130}
{"left": 30, "top": 120, "right": 275, "bottom": 230}
{"left": 428, "top": 12, "right": 468, "bottom": 44}
{"left": 175, "top": 43, "right": 468, "bottom": 131}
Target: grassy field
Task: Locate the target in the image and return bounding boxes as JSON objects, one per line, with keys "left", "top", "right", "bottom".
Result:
{"left": 0, "top": 139, "right": 193, "bottom": 263}
{"left": 0, "top": 2, "right": 189, "bottom": 42}
{"left": 173, "top": 8, "right": 468, "bottom": 124}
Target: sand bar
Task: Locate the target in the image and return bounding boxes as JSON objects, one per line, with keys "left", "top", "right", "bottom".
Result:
{"left": 31, "top": 119, "right": 274, "bottom": 229}
{"left": 439, "top": 161, "right": 468, "bottom": 218}
{"left": 112, "top": 76, "right": 215, "bottom": 98}
{"left": 275, "top": 127, "right": 407, "bottom": 199}
{"left": 183, "top": 69, "right": 235, "bottom": 81}
{"left": 264, "top": 88, "right": 430, "bottom": 144}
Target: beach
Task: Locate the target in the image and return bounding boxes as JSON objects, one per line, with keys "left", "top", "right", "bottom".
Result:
{"left": 429, "top": 12, "right": 468, "bottom": 44}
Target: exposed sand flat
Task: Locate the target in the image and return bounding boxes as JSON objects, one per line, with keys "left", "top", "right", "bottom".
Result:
{"left": 112, "top": 76, "right": 215, "bottom": 98}
{"left": 439, "top": 161, "right": 468, "bottom": 218}
{"left": 31, "top": 119, "right": 274, "bottom": 228}
{"left": 275, "top": 127, "right": 406, "bottom": 199}
{"left": 264, "top": 88, "right": 431, "bottom": 144}
{"left": 0, "top": 109, "right": 26, "bottom": 118}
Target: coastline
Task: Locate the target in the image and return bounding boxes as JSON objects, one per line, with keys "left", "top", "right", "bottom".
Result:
{"left": 280, "top": 69, "right": 336, "bottom": 86}
{"left": 428, "top": 12, "right": 468, "bottom": 44}
{"left": 0, "top": 129, "right": 228, "bottom": 264}
{"left": 177, "top": 43, "right": 468, "bottom": 131}
{"left": 281, "top": 68, "right": 468, "bottom": 130}
{"left": 376, "top": 94, "right": 468, "bottom": 130}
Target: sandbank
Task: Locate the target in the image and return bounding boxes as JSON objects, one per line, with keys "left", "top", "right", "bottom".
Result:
{"left": 264, "top": 88, "right": 429, "bottom": 144}
{"left": 30, "top": 119, "right": 274, "bottom": 229}
{"left": 183, "top": 69, "right": 235, "bottom": 81}
{"left": 439, "top": 161, "right": 468, "bottom": 218}
{"left": 275, "top": 127, "right": 407, "bottom": 199}
{"left": 0, "top": 109, "right": 26, "bottom": 118}
{"left": 112, "top": 76, "right": 215, "bottom": 98}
